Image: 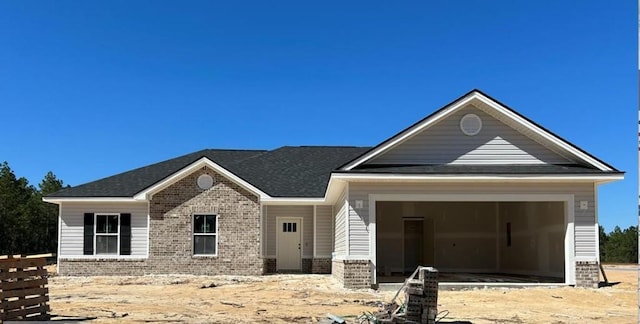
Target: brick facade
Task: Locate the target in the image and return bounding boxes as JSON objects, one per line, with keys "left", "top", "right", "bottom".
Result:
{"left": 262, "top": 258, "right": 330, "bottom": 274}
{"left": 331, "top": 260, "right": 344, "bottom": 285}
{"left": 59, "top": 167, "right": 263, "bottom": 276}
{"left": 332, "top": 259, "right": 371, "bottom": 289}
{"left": 575, "top": 261, "right": 599, "bottom": 288}
{"left": 311, "top": 258, "right": 331, "bottom": 274}
{"left": 263, "top": 258, "right": 276, "bottom": 273}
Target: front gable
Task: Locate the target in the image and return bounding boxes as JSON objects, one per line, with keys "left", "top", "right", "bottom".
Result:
{"left": 342, "top": 90, "right": 617, "bottom": 172}
{"left": 368, "top": 105, "right": 572, "bottom": 165}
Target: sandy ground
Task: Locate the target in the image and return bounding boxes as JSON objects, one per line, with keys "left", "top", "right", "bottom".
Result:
{"left": 46, "top": 265, "right": 637, "bottom": 323}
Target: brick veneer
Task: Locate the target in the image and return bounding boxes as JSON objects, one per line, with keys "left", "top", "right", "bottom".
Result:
{"left": 575, "top": 261, "right": 599, "bottom": 288}
{"left": 331, "top": 260, "right": 345, "bottom": 285}
{"left": 59, "top": 167, "right": 262, "bottom": 276}
{"left": 332, "top": 259, "right": 371, "bottom": 289}
{"left": 311, "top": 258, "right": 331, "bottom": 274}
{"left": 261, "top": 258, "right": 330, "bottom": 274}
{"left": 302, "top": 258, "right": 312, "bottom": 273}
{"left": 263, "top": 258, "right": 276, "bottom": 273}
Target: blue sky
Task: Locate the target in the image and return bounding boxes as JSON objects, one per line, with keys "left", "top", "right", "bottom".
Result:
{"left": 0, "top": 2, "right": 636, "bottom": 231}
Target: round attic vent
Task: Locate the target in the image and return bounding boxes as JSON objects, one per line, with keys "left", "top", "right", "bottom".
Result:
{"left": 197, "top": 174, "right": 214, "bottom": 190}
{"left": 460, "top": 114, "right": 482, "bottom": 136}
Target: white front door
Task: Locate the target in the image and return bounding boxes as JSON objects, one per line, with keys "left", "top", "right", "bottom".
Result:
{"left": 277, "top": 217, "right": 302, "bottom": 271}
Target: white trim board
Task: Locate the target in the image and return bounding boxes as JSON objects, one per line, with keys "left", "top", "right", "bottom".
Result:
{"left": 332, "top": 174, "right": 622, "bottom": 183}
{"left": 59, "top": 256, "right": 148, "bottom": 260}
{"left": 367, "top": 193, "right": 576, "bottom": 286}
{"left": 313, "top": 206, "right": 317, "bottom": 258}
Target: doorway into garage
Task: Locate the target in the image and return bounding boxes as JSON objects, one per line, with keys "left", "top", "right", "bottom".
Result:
{"left": 375, "top": 199, "right": 568, "bottom": 284}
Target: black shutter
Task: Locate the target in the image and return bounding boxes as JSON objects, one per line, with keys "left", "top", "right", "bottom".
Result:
{"left": 120, "top": 213, "right": 131, "bottom": 255}
{"left": 83, "top": 213, "right": 94, "bottom": 255}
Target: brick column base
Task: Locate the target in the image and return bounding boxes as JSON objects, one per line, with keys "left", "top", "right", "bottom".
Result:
{"left": 311, "top": 258, "right": 331, "bottom": 274}
{"left": 575, "top": 261, "right": 599, "bottom": 288}
{"left": 331, "top": 259, "right": 371, "bottom": 289}
{"left": 263, "top": 258, "right": 276, "bottom": 274}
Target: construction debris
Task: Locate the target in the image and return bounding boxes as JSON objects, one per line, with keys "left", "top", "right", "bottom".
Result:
{"left": 359, "top": 266, "right": 439, "bottom": 324}
{"left": 326, "top": 313, "right": 346, "bottom": 323}
{"left": 220, "top": 301, "right": 244, "bottom": 308}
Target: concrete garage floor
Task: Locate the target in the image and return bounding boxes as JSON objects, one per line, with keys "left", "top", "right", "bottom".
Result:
{"left": 377, "top": 272, "right": 565, "bottom": 291}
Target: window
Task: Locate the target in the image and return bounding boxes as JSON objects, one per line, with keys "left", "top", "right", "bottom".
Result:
{"left": 282, "top": 222, "right": 297, "bottom": 232}
{"left": 95, "top": 214, "right": 119, "bottom": 254}
{"left": 194, "top": 214, "right": 217, "bottom": 255}
{"left": 84, "top": 212, "right": 131, "bottom": 256}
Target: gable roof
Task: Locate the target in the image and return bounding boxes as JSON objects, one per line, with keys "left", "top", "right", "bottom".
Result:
{"left": 46, "top": 146, "right": 370, "bottom": 199}
{"left": 338, "top": 89, "right": 620, "bottom": 172}
{"left": 46, "top": 90, "right": 622, "bottom": 201}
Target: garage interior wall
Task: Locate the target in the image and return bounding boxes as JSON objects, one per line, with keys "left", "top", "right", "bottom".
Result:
{"left": 376, "top": 201, "right": 564, "bottom": 278}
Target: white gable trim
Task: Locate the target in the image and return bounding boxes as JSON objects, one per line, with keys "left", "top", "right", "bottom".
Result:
{"left": 342, "top": 91, "right": 614, "bottom": 172}
{"left": 332, "top": 173, "right": 623, "bottom": 184}
{"left": 133, "top": 157, "right": 270, "bottom": 201}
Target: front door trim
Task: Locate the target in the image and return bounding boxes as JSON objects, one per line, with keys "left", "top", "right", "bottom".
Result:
{"left": 276, "top": 216, "right": 303, "bottom": 271}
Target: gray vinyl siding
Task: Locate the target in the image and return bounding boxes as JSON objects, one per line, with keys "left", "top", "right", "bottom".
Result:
{"left": 349, "top": 201, "right": 369, "bottom": 256}
{"left": 333, "top": 188, "right": 347, "bottom": 256}
{"left": 264, "top": 205, "right": 314, "bottom": 257}
{"left": 315, "top": 205, "right": 333, "bottom": 257}
{"left": 369, "top": 106, "right": 572, "bottom": 165}
{"left": 348, "top": 182, "right": 597, "bottom": 260}
{"left": 59, "top": 201, "right": 148, "bottom": 257}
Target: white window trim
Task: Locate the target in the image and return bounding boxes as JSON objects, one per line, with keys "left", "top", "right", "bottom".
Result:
{"left": 94, "top": 213, "right": 120, "bottom": 256}
{"left": 193, "top": 214, "right": 219, "bottom": 257}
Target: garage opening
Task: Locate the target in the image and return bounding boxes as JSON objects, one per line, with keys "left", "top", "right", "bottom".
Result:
{"left": 376, "top": 201, "right": 565, "bottom": 284}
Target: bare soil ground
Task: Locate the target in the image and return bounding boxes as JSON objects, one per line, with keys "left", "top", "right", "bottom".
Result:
{"left": 46, "top": 265, "right": 637, "bottom": 323}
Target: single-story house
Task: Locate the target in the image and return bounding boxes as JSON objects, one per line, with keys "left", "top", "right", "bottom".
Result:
{"left": 44, "top": 90, "right": 623, "bottom": 288}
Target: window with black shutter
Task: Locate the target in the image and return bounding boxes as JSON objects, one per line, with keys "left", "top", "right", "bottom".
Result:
{"left": 83, "top": 212, "right": 132, "bottom": 256}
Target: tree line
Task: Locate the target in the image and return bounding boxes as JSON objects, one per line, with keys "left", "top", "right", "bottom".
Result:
{"left": 0, "top": 161, "right": 66, "bottom": 256}
{"left": 599, "top": 225, "right": 638, "bottom": 263}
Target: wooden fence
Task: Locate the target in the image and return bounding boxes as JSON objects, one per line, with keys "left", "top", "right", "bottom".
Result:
{"left": 0, "top": 254, "right": 50, "bottom": 321}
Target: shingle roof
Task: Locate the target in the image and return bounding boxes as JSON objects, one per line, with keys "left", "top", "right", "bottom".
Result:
{"left": 229, "top": 146, "right": 371, "bottom": 197}
{"left": 46, "top": 90, "right": 623, "bottom": 200}
{"left": 47, "top": 146, "right": 370, "bottom": 198}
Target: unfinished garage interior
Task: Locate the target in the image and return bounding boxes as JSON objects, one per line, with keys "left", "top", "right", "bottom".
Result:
{"left": 375, "top": 201, "right": 566, "bottom": 284}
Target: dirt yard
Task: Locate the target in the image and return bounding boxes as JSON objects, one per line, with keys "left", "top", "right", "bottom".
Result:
{"left": 46, "top": 265, "right": 637, "bottom": 323}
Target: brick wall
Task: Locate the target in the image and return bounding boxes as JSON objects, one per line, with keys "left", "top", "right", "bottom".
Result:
{"left": 331, "top": 259, "right": 371, "bottom": 289}
{"left": 331, "top": 260, "right": 344, "bottom": 285}
{"left": 263, "top": 258, "right": 276, "bottom": 273}
{"left": 302, "top": 258, "right": 312, "bottom": 273}
{"left": 59, "top": 167, "right": 263, "bottom": 276}
{"left": 261, "top": 258, "right": 329, "bottom": 274}
{"left": 575, "top": 261, "right": 599, "bottom": 288}
{"left": 311, "top": 258, "right": 331, "bottom": 274}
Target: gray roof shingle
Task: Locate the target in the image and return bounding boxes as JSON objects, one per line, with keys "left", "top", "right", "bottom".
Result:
{"left": 48, "top": 149, "right": 267, "bottom": 198}
{"left": 47, "top": 146, "right": 370, "bottom": 198}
